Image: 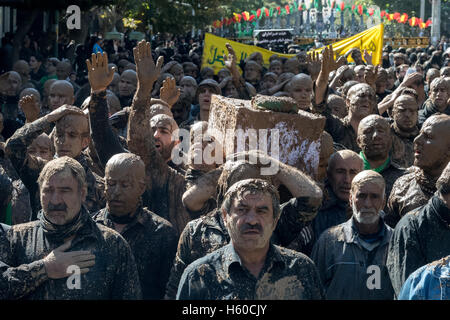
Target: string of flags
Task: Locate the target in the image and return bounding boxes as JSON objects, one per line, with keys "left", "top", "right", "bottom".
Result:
{"left": 211, "top": 0, "right": 432, "bottom": 30}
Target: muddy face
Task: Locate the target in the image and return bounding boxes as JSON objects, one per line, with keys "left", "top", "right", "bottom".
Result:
{"left": 49, "top": 81, "right": 74, "bottom": 111}
{"left": 105, "top": 157, "right": 145, "bottom": 216}
{"left": 41, "top": 169, "right": 85, "bottom": 226}
{"left": 286, "top": 75, "right": 313, "bottom": 110}
{"left": 392, "top": 95, "right": 419, "bottom": 131}
{"left": 357, "top": 116, "right": 392, "bottom": 161}
{"left": 223, "top": 191, "right": 277, "bottom": 252}
{"left": 54, "top": 114, "right": 89, "bottom": 158}
{"left": 347, "top": 84, "right": 376, "bottom": 120}
{"left": 414, "top": 118, "right": 450, "bottom": 174}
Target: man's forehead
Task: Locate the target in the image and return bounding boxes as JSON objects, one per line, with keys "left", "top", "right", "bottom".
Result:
{"left": 56, "top": 115, "right": 88, "bottom": 131}
{"left": 234, "top": 190, "right": 272, "bottom": 204}
{"left": 361, "top": 118, "right": 389, "bottom": 131}
{"left": 354, "top": 181, "right": 384, "bottom": 194}
{"left": 43, "top": 169, "right": 77, "bottom": 186}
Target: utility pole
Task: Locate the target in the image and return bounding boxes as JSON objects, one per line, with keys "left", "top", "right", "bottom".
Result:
{"left": 419, "top": 0, "right": 425, "bottom": 36}
{"left": 431, "top": 0, "right": 441, "bottom": 45}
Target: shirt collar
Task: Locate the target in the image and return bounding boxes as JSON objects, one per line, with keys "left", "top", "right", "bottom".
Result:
{"left": 342, "top": 216, "right": 390, "bottom": 247}
{"left": 360, "top": 151, "right": 391, "bottom": 173}
{"left": 223, "top": 242, "right": 285, "bottom": 275}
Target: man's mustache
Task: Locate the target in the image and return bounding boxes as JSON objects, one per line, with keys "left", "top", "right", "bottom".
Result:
{"left": 47, "top": 203, "right": 67, "bottom": 212}
{"left": 240, "top": 223, "right": 263, "bottom": 233}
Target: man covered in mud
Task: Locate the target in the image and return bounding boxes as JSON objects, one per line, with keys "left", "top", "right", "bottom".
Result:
{"left": 312, "top": 170, "right": 395, "bottom": 299}
{"left": 0, "top": 157, "right": 141, "bottom": 299}
{"left": 166, "top": 151, "right": 323, "bottom": 299}
{"left": 176, "top": 178, "right": 324, "bottom": 300}
{"left": 390, "top": 94, "right": 420, "bottom": 168}
{"left": 387, "top": 161, "right": 450, "bottom": 297}
{"left": 386, "top": 114, "right": 450, "bottom": 227}
{"left": 356, "top": 115, "right": 405, "bottom": 200}
{"left": 5, "top": 103, "right": 105, "bottom": 218}
{"left": 92, "top": 153, "right": 177, "bottom": 299}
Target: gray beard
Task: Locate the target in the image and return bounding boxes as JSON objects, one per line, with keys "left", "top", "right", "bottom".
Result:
{"left": 351, "top": 200, "right": 380, "bottom": 225}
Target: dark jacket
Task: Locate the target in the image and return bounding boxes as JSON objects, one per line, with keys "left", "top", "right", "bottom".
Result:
{"left": 312, "top": 218, "right": 395, "bottom": 300}
{"left": 386, "top": 195, "right": 450, "bottom": 297}
{"left": 93, "top": 206, "right": 177, "bottom": 299}
{"left": 0, "top": 209, "right": 142, "bottom": 299}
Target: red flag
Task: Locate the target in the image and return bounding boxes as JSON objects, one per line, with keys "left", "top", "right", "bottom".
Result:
{"left": 352, "top": 5, "right": 355, "bottom": 11}
{"left": 393, "top": 12, "right": 401, "bottom": 20}
{"left": 380, "top": 10, "right": 386, "bottom": 18}
{"left": 357, "top": 5, "right": 363, "bottom": 16}
{"left": 425, "top": 19, "right": 432, "bottom": 28}
{"left": 285, "top": 5, "right": 290, "bottom": 15}
{"left": 264, "top": 7, "right": 269, "bottom": 17}
{"left": 257, "top": 8, "right": 261, "bottom": 18}
{"left": 368, "top": 8, "right": 374, "bottom": 16}
{"left": 340, "top": 2, "right": 345, "bottom": 11}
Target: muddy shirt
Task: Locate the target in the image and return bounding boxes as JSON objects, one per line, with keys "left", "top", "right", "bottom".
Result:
{"left": 418, "top": 99, "right": 450, "bottom": 128}
{"left": 0, "top": 211, "right": 142, "bottom": 300}
{"left": 165, "top": 196, "right": 320, "bottom": 299}
{"left": 390, "top": 123, "right": 418, "bottom": 169}
{"left": 93, "top": 206, "right": 177, "bottom": 299}
{"left": 386, "top": 167, "right": 435, "bottom": 228}
{"left": 177, "top": 243, "right": 324, "bottom": 300}
{"left": 387, "top": 195, "right": 450, "bottom": 297}
{"left": 312, "top": 218, "right": 395, "bottom": 300}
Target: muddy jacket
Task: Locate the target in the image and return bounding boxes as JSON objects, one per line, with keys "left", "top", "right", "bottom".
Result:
{"left": 92, "top": 205, "right": 177, "bottom": 299}
{"left": 89, "top": 91, "right": 191, "bottom": 235}
{"left": 165, "top": 196, "right": 320, "bottom": 299}
{"left": 5, "top": 116, "right": 105, "bottom": 217}
{"left": 311, "top": 185, "right": 351, "bottom": 243}
{"left": 386, "top": 167, "right": 435, "bottom": 228}
{"left": 398, "top": 255, "right": 450, "bottom": 300}
{"left": 418, "top": 99, "right": 450, "bottom": 128}
{"left": 176, "top": 243, "right": 324, "bottom": 300}
{"left": 386, "top": 195, "right": 450, "bottom": 297}
{"left": 310, "top": 101, "right": 360, "bottom": 153}
{"left": 0, "top": 208, "right": 142, "bottom": 300}
{"left": 312, "top": 218, "right": 395, "bottom": 300}
{"left": 390, "top": 123, "right": 418, "bottom": 169}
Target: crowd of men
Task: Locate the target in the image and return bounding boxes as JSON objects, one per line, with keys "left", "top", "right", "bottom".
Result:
{"left": 0, "top": 30, "right": 449, "bottom": 300}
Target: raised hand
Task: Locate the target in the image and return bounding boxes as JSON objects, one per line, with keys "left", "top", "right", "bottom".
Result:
{"left": 320, "top": 45, "right": 339, "bottom": 76}
{"left": 86, "top": 52, "right": 116, "bottom": 93}
{"left": 43, "top": 240, "right": 95, "bottom": 279}
{"left": 160, "top": 77, "right": 180, "bottom": 108}
{"left": 19, "top": 95, "right": 40, "bottom": 123}
{"left": 133, "top": 40, "right": 164, "bottom": 94}
{"left": 224, "top": 43, "right": 239, "bottom": 74}
{"left": 307, "top": 51, "right": 321, "bottom": 81}
{"left": 363, "top": 49, "right": 373, "bottom": 65}
{"left": 364, "top": 65, "right": 380, "bottom": 87}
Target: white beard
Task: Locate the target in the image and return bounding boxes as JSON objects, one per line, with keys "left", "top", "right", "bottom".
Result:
{"left": 351, "top": 200, "right": 380, "bottom": 225}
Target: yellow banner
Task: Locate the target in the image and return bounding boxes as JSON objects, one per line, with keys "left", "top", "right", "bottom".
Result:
{"left": 202, "top": 24, "right": 384, "bottom": 74}
{"left": 309, "top": 24, "right": 384, "bottom": 65}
